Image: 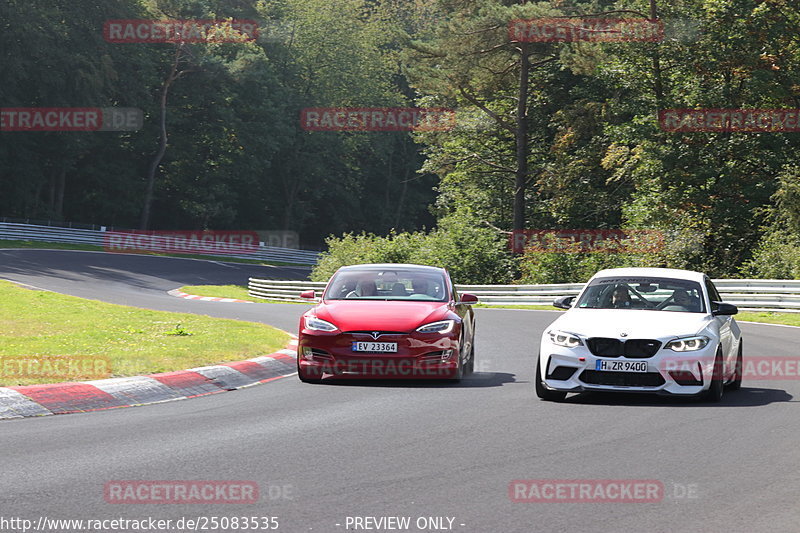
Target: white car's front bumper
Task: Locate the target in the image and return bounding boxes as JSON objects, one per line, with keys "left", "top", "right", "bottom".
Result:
{"left": 539, "top": 338, "right": 719, "bottom": 396}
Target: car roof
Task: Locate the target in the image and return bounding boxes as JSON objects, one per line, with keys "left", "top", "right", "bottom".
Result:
{"left": 336, "top": 263, "right": 446, "bottom": 274}
{"left": 589, "top": 267, "right": 706, "bottom": 283}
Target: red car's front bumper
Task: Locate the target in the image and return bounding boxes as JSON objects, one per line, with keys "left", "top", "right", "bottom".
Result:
{"left": 297, "top": 329, "right": 463, "bottom": 379}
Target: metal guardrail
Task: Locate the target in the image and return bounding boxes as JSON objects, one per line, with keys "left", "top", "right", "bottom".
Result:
{"left": 0, "top": 222, "right": 320, "bottom": 265}
{"left": 248, "top": 279, "right": 329, "bottom": 302}
{"left": 248, "top": 278, "right": 800, "bottom": 312}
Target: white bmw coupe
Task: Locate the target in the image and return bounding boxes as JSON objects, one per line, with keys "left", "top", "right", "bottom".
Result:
{"left": 537, "top": 268, "right": 743, "bottom": 402}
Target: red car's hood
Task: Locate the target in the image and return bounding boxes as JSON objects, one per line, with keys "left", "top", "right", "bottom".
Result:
{"left": 314, "top": 300, "right": 450, "bottom": 332}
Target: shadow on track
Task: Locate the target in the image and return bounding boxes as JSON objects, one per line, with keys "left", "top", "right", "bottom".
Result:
{"left": 307, "top": 371, "right": 517, "bottom": 388}
{"left": 559, "top": 386, "right": 793, "bottom": 407}
{"left": 0, "top": 249, "right": 310, "bottom": 292}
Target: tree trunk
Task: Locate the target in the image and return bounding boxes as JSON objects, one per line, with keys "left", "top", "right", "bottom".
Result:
{"left": 514, "top": 42, "right": 530, "bottom": 233}
{"left": 47, "top": 169, "right": 56, "bottom": 216}
{"left": 650, "top": 0, "right": 664, "bottom": 107}
{"left": 54, "top": 166, "right": 65, "bottom": 220}
{"left": 140, "top": 78, "right": 170, "bottom": 230}
{"left": 140, "top": 45, "right": 191, "bottom": 230}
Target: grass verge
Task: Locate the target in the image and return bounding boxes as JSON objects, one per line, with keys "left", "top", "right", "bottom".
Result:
{"left": 180, "top": 287, "right": 563, "bottom": 309}
{"left": 0, "top": 280, "right": 291, "bottom": 386}
{"left": 735, "top": 311, "right": 800, "bottom": 327}
{"left": 181, "top": 284, "right": 254, "bottom": 301}
{"left": 176, "top": 286, "right": 800, "bottom": 327}
{"left": 474, "top": 303, "right": 561, "bottom": 311}
{"left": 180, "top": 285, "right": 310, "bottom": 304}
{"left": 475, "top": 304, "right": 800, "bottom": 325}
{"left": 0, "top": 239, "right": 308, "bottom": 267}
{"left": 0, "top": 239, "right": 100, "bottom": 252}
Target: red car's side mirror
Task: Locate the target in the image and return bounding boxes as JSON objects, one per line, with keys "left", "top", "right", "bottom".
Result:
{"left": 459, "top": 293, "right": 478, "bottom": 304}
{"left": 300, "top": 290, "right": 316, "bottom": 299}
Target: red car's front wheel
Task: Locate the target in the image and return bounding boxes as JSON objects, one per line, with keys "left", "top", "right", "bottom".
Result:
{"left": 297, "top": 360, "right": 323, "bottom": 384}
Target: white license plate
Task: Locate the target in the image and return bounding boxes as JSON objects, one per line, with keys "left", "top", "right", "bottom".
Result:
{"left": 351, "top": 342, "right": 398, "bottom": 353}
{"left": 595, "top": 360, "right": 648, "bottom": 372}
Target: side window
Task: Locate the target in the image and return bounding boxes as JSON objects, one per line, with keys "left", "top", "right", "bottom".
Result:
{"left": 704, "top": 278, "right": 721, "bottom": 310}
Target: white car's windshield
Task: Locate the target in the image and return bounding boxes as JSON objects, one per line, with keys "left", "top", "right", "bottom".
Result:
{"left": 576, "top": 277, "right": 706, "bottom": 313}
{"left": 325, "top": 269, "right": 448, "bottom": 301}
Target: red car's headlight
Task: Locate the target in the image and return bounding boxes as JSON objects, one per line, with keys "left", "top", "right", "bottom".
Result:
{"left": 416, "top": 320, "right": 455, "bottom": 334}
{"left": 304, "top": 316, "right": 338, "bottom": 332}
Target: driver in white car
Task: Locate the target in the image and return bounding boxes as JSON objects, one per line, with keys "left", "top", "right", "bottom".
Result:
{"left": 611, "top": 285, "right": 632, "bottom": 309}
{"left": 667, "top": 288, "right": 700, "bottom": 312}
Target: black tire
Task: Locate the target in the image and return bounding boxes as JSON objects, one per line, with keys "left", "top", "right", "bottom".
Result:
{"left": 727, "top": 341, "right": 743, "bottom": 391}
{"left": 704, "top": 350, "right": 724, "bottom": 402}
{"left": 448, "top": 333, "right": 468, "bottom": 382}
{"left": 535, "top": 356, "right": 567, "bottom": 402}
{"left": 297, "top": 360, "right": 323, "bottom": 384}
{"left": 464, "top": 336, "right": 475, "bottom": 375}
{"left": 449, "top": 354, "right": 464, "bottom": 382}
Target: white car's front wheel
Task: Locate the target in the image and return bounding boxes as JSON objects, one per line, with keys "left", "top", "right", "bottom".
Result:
{"left": 727, "top": 341, "right": 743, "bottom": 391}
{"left": 535, "top": 356, "right": 567, "bottom": 402}
{"left": 704, "top": 349, "right": 724, "bottom": 402}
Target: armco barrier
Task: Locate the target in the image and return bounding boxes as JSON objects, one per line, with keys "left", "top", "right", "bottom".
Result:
{"left": 248, "top": 278, "right": 800, "bottom": 313}
{"left": 0, "top": 222, "right": 320, "bottom": 265}
{"left": 248, "top": 279, "right": 328, "bottom": 302}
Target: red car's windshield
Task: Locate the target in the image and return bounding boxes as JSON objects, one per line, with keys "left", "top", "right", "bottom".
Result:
{"left": 325, "top": 269, "right": 448, "bottom": 301}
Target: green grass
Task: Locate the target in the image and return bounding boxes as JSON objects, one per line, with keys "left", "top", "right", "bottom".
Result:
{"left": 482, "top": 304, "right": 800, "bottom": 326}
{"left": 180, "top": 287, "right": 564, "bottom": 309}
{"left": 0, "top": 239, "right": 101, "bottom": 251}
{"left": 736, "top": 311, "right": 800, "bottom": 327}
{"left": 0, "top": 239, "right": 308, "bottom": 267}
{"left": 182, "top": 284, "right": 254, "bottom": 301}
{"left": 474, "top": 303, "right": 562, "bottom": 311}
{"left": 180, "top": 285, "right": 311, "bottom": 304}
{"left": 177, "top": 285, "right": 800, "bottom": 327}
{"left": 0, "top": 280, "right": 291, "bottom": 386}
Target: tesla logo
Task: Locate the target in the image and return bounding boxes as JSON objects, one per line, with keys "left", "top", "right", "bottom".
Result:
{"left": 620, "top": 333, "right": 628, "bottom": 337}
{"left": 370, "top": 331, "right": 382, "bottom": 340}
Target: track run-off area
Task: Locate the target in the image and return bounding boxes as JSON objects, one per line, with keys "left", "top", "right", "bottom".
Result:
{"left": 0, "top": 249, "right": 798, "bottom": 533}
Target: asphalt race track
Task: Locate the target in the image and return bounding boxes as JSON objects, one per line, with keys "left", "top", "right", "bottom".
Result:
{"left": 1, "top": 250, "right": 799, "bottom": 533}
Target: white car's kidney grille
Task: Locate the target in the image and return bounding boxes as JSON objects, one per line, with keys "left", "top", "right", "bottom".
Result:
{"left": 588, "top": 338, "right": 622, "bottom": 356}
{"left": 587, "top": 338, "right": 662, "bottom": 358}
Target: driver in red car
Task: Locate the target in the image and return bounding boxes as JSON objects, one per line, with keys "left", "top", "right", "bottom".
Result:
{"left": 411, "top": 278, "right": 429, "bottom": 296}
{"left": 346, "top": 277, "right": 377, "bottom": 298}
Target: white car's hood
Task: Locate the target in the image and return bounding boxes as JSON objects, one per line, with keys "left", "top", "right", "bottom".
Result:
{"left": 550, "top": 309, "right": 711, "bottom": 339}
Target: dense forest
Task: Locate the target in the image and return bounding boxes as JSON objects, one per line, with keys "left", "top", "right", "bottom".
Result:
{"left": 2, "top": 0, "right": 800, "bottom": 282}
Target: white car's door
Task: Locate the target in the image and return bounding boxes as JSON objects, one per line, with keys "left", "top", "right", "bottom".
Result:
{"left": 705, "top": 278, "right": 736, "bottom": 369}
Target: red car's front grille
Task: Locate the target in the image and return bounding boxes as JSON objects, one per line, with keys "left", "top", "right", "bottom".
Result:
{"left": 346, "top": 331, "right": 407, "bottom": 338}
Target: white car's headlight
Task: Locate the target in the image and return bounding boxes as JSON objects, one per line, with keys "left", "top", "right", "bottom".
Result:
{"left": 304, "top": 316, "right": 338, "bottom": 332}
{"left": 665, "top": 336, "right": 709, "bottom": 352}
{"left": 416, "top": 320, "right": 455, "bottom": 334}
{"left": 547, "top": 330, "right": 583, "bottom": 348}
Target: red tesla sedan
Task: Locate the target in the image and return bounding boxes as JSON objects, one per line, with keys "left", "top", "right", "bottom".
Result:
{"left": 297, "top": 263, "right": 478, "bottom": 383}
